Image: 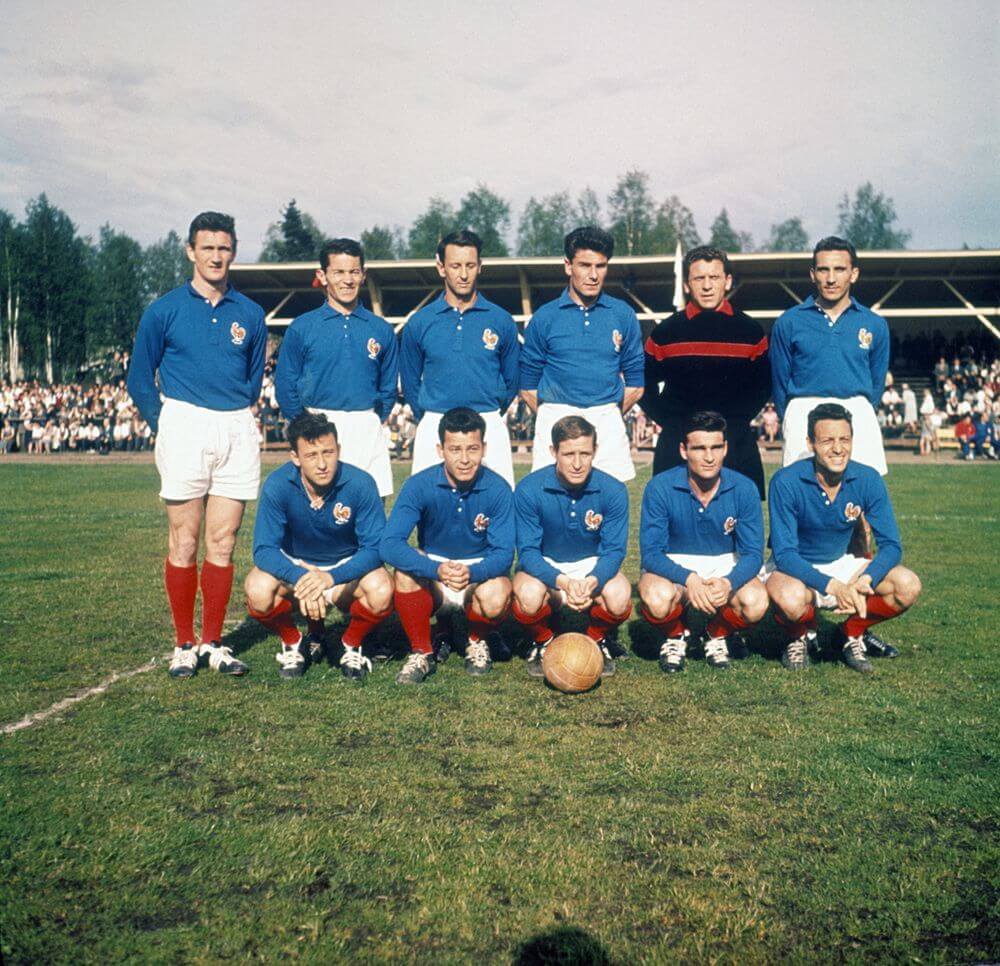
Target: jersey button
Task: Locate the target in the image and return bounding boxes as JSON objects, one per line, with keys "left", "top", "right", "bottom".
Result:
{"left": 570, "top": 512, "right": 576, "bottom": 517}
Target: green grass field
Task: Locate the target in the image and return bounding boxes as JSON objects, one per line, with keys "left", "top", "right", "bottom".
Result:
{"left": 1, "top": 461, "right": 998, "bottom": 963}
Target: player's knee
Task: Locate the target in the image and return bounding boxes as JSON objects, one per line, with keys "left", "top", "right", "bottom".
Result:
{"left": 638, "top": 576, "right": 677, "bottom": 618}
{"left": 893, "top": 568, "right": 922, "bottom": 607}
{"left": 361, "top": 569, "right": 394, "bottom": 613}
{"left": 244, "top": 569, "right": 277, "bottom": 612}
{"left": 393, "top": 569, "right": 422, "bottom": 594}
{"left": 513, "top": 575, "right": 548, "bottom": 614}
{"left": 768, "top": 579, "right": 810, "bottom": 618}
{"left": 167, "top": 528, "right": 199, "bottom": 566}
{"left": 476, "top": 577, "right": 512, "bottom": 619}
{"left": 601, "top": 574, "right": 633, "bottom": 616}
{"left": 736, "top": 581, "right": 769, "bottom": 623}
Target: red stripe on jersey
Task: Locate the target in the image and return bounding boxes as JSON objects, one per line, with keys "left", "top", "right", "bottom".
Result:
{"left": 645, "top": 336, "right": 769, "bottom": 362}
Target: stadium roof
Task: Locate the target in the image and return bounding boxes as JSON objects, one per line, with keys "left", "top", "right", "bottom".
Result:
{"left": 230, "top": 249, "right": 1000, "bottom": 339}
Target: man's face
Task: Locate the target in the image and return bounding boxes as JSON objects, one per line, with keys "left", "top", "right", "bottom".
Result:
{"left": 684, "top": 259, "right": 732, "bottom": 312}
{"left": 680, "top": 430, "right": 727, "bottom": 482}
{"left": 290, "top": 432, "right": 339, "bottom": 490}
{"left": 186, "top": 231, "right": 235, "bottom": 287}
{"left": 808, "top": 419, "right": 853, "bottom": 474}
{"left": 437, "top": 244, "right": 481, "bottom": 300}
{"left": 551, "top": 434, "right": 596, "bottom": 488}
{"left": 810, "top": 250, "right": 859, "bottom": 305}
{"left": 317, "top": 253, "right": 365, "bottom": 308}
{"left": 437, "top": 430, "right": 485, "bottom": 485}
{"left": 564, "top": 249, "right": 608, "bottom": 303}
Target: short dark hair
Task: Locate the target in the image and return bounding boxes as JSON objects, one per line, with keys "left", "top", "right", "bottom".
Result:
{"left": 807, "top": 402, "right": 853, "bottom": 440}
{"left": 437, "top": 229, "right": 482, "bottom": 262}
{"left": 682, "top": 411, "right": 728, "bottom": 442}
{"left": 188, "top": 211, "right": 236, "bottom": 247}
{"left": 287, "top": 411, "right": 338, "bottom": 450}
{"left": 812, "top": 236, "right": 858, "bottom": 267}
{"left": 683, "top": 245, "right": 731, "bottom": 279}
{"left": 320, "top": 237, "right": 365, "bottom": 270}
{"left": 564, "top": 226, "right": 614, "bottom": 261}
{"left": 551, "top": 415, "right": 597, "bottom": 449}
{"left": 438, "top": 406, "right": 486, "bottom": 443}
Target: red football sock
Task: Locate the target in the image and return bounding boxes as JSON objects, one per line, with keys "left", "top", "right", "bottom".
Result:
{"left": 199, "top": 561, "right": 234, "bottom": 644}
{"left": 164, "top": 559, "right": 197, "bottom": 645}
{"left": 642, "top": 602, "right": 685, "bottom": 639}
{"left": 586, "top": 601, "right": 632, "bottom": 642}
{"left": 395, "top": 587, "right": 434, "bottom": 654}
{"left": 248, "top": 597, "right": 302, "bottom": 646}
{"left": 706, "top": 604, "right": 750, "bottom": 639}
{"left": 466, "top": 603, "right": 506, "bottom": 642}
{"left": 306, "top": 617, "right": 326, "bottom": 638}
{"left": 774, "top": 605, "right": 816, "bottom": 641}
{"left": 512, "top": 600, "right": 553, "bottom": 644}
{"left": 843, "top": 596, "right": 902, "bottom": 639}
{"left": 342, "top": 599, "right": 391, "bottom": 648}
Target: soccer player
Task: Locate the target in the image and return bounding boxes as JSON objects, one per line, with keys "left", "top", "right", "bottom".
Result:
{"left": 275, "top": 238, "right": 398, "bottom": 497}
{"left": 381, "top": 407, "right": 514, "bottom": 684}
{"left": 244, "top": 412, "right": 392, "bottom": 680}
{"left": 641, "top": 246, "right": 771, "bottom": 498}
{"left": 127, "top": 211, "right": 266, "bottom": 679}
{"left": 770, "top": 237, "right": 890, "bottom": 475}
{"left": 512, "top": 415, "right": 632, "bottom": 678}
{"left": 519, "top": 226, "right": 644, "bottom": 482}
{"left": 400, "top": 229, "right": 520, "bottom": 487}
{"left": 637, "top": 411, "right": 767, "bottom": 673}
{"left": 766, "top": 403, "right": 922, "bottom": 672}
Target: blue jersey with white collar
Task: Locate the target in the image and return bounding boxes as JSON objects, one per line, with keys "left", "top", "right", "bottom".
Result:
{"left": 253, "top": 459, "right": 385, "bottom": 587}
{"left": 127, "top": 283, "right": 267, "bottom": 432}
{"left": 380, "top": 464, "right": 515, "bottom": 584}
{"left": 400, "top": 292, "right": 520, "bottom": 421}
{"left": 519, "top": 289, "right": 644, "bottom": 406}
{"left": 275, "top": 302, "right": 398, "bottom": 420}
{"left": 768, "top": 458, "right": 902, "bottom": 593}
{"left": 514, "top": 464, "right": 629, "bottom": 591}
{"left": 639, "top": 466, "right": 764, "bottom": 590}
{"left": 769, "top": 295, "right": 889, "bottom": 418}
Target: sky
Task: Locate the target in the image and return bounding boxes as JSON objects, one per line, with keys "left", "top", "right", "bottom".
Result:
{"left": 1, "top": 0, "right": 997, "bottom": 257}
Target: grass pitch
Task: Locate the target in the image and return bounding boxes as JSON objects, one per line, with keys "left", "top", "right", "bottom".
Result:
{"left": 0, "top": 461, "right": 998, "bottom": 963}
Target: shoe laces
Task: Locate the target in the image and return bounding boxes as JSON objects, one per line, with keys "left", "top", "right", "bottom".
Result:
{"left": 340, "top": 646, "right": 372, "bottom": 673}
{"left": 209, "top": 645, "right": 236, "bottom": 667}
{"left": 402, "top": 652, "right": 429, "bottom": 674}
{"left": 844, "top": 635, "right": 867, "bottom": 661}
{"left": 703, "top": 636, "right": 728, "bottom": 661}
{"left": 466, "top": 638, "right": 490, "bottom": 668}
{"left": 172, "top": 646, "right": 197, "bottom": 668}
{"left": 660, "top": 635, "right": 687, "bottom": 662}
{"left": 527, "top": 638, "right": 551, "bottom": 663}
{"left": 785, "top": 638, "right": 807, "bottom": 662}
{"left": 276, "top": 645, "right": 304, "bottom": 668}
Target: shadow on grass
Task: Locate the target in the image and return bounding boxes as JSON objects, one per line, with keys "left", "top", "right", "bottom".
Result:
{"left": 513, "top": 925, "right": 614, "bottom": 966}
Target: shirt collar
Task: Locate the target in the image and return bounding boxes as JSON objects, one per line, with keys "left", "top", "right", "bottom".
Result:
{"left": 558, "top": 288, "right": 609, "bottom": 311}
{"left": 433, "top": 462, "right": 486, "bottom": 493}
{"left": 794, "top": 457, "right": 861, "bottom": 487}
{"left": 288, "top": 459, "right": 343, "bottom": 503}
{"left": 800, "top": 294, "right": 862, "bottom": 316}
{"left": 319, "top": 301, "right": 372, "bottom": 323}
{"left": 542, "top": 464, "right": 599, "bottom": 495}
{"left": 670, "top": 467, "right": 736, "bottom": 498}
{"left": 186, "top": 281, "right": 234, "bottom": 304}
{"left": 433, "top": 292, "right": 488, "bottom": 314}
{"left": 685, "top": 299, "right": 734, "bottom": 319}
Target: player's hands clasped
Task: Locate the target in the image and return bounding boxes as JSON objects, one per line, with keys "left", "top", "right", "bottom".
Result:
{"left": 685, "top": 573, "right": 719, "bottom": 615}
{"left": 294, "top": 566, "right": 335, "bottom": 619}
{"left": 437, "top": 560, "right": 470, "bottom": 592}
{"left": 558, "top": 574, "right": 598, "bottom": 611}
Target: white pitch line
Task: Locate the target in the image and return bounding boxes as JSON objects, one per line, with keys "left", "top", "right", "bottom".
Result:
{"left": 897, "top": 514, "right": 998, "bottom": 523}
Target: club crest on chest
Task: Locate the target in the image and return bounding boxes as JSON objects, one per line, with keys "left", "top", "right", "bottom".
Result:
{"left": 367, "top": 338, "right": 381, "bottom": 360}
{"left": 473, "top": 512, "right": 490, "bottom": 532}
{"left": 230, "top": 322, "right": 246, "bottom": 346}
{"left": 584, "top": 509, "right": 603, "bottom": 531}
{"left": 333, "top": 502, "right": 352, "bottom": 525}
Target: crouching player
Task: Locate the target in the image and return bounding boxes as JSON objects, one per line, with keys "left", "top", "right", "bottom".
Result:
{"left": 766, "top": 403, "right": 922, "bottom": 672}
{"left": 244, "top": 412, "right": 393, "bottom": 680}
{"left": 380, "top": 407, "right": 514, "bottom": 684}
{"left": 512, "top": 415, "right": 632, "bottom": 679}
{"left": 638, "top": 412, "right": 767, "bottom": 673}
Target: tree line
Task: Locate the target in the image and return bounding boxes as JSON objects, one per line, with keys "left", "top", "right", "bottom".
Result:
{"left": 1, "top": 175, "right": 911, "bottom": 381}
{"left": 262, "top": 172, "right": 912, "bottom": 261}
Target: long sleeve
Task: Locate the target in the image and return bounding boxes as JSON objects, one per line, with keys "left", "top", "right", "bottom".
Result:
{"left": 467, "top": 486, "right": 515, "bottom": 584}
{"left": 869, "top": 323, "right": 890, "bottom": 410}
{"left": 376, "top": 329, "right": 399, "bottom": 420}
{"left": 514, "top": 484, "right": 562, "bottom": 588}
{"left": 248, "top": 314, "right": 267, "bottom": 403}
{"left": 769, "top": 317, "right": 792, "bottom": 419}
{"left": 379, "top": 479, "right": 440, "bottom": 581}
{"left": 589, "top": 485, "right": 629, "bottom": 590}
{"left": 399, "top": 322, "right": 426, "bottom": 420}
{"left": 639, "top": 484, "right": 694, "bottom": 585}
{"left": 126, "top": 306, "right": 166, "bottom": 432}
{"left": 253, "top": 488, "right": 308, "bottom": 585}
{"left": 274, "top": 325, "right": 305, "bottom": 419}
{"left": 726, "top": 484, "right": 765, "bottom": 590}
{"left": 861, "top": 476, "right": 902, "bottom": 587}
{"left": 620, "top": 312, "right": 645, "bottom": 388}
{"left": 518, "top": 315, "right": 545, "bottom": 391}
{"left": 639, "top": 341, "right": 670, "bottom": 425}
{"left": 498, "top": 321, "right": 521, "bottom": 411}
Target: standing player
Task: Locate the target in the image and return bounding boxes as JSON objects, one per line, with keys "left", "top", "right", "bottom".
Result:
{"left": 641, "top": 246, "right": 771, "bottom": 498}
{"left": 275, "top": 238, "right": 398, "bottom": 497}
{"left": 770, "top": 237, "right": 889, "bottom": 475}
{"left": 766, "top": 403, "right": 922, "bottom": 672}
{"left": 512, "top": 416, "right": 632, "bottom": 678}
{"left": 381, "top": 407, "right": 514, "bottom": 684}
{"left": 128, "top": 211, "right": 266, "bottom": 679}
{"left": 637, "top": 412, "right": 767, "bottom": 673}
{"left": 400, "top": 229, "right": 520, "bottom": 486}
{"left": 519, "top": 226, "right": 644, "bottom": 482}
{"left": 244, "top": 412, "right": 392, "bottom": 680}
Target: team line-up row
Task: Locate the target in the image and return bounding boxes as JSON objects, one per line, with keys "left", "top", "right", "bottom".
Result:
{"left": 124, "top": 213, "right": 916, "bottom": 682}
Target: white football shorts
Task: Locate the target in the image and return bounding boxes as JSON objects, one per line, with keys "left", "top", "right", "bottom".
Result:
{"left": 763, "top": 553, "right": 870, "bottom": 609}
{"left": 781, "top": 395, "right": 887, "bottom": 476}
{"left": 308, "top": 408, "right": 392, "bottom": 497}
{"left": 540, "top": 555, "right": 599, "bottom": 604}
{"left": 531, "top": 402, "right": 635, "bottom": 482}
{"left": 427, "top": 552, "right": 485, "bottom": 610}
{"left": 155, "top": 398, "right": 260, "bottom": 501}
{"left": 280, "top": 551, "right": 356, "bottom": 604}
{"left": 411, "top": 410, "right": 514, "bottom": 488}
